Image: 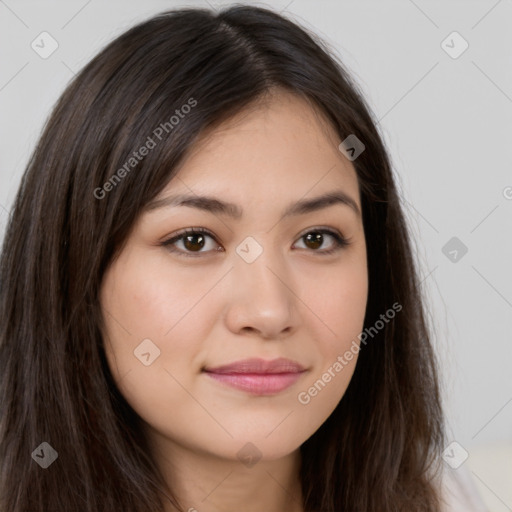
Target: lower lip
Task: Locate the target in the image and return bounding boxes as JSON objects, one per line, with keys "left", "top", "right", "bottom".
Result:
{"left": 204, "top": 371, "right": 305, "bottom": 395}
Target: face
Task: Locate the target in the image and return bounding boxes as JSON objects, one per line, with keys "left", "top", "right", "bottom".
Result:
{"left": 99, "top": 90, "right": 368, "bottom": 465}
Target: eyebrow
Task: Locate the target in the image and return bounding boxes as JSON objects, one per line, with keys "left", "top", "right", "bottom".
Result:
{"left": 145, "top": 190, "right": 361, "bottom": 220}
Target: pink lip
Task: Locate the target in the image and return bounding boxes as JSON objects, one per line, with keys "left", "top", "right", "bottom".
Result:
{"left": 203, "top": 358, "right": 307, "bottom": 395}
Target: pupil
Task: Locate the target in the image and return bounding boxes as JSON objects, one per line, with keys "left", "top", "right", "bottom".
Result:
{"left": 305, "top": 232, "right": 322, "bottom": 249}
{"left": 184, "top": 234, "right": 205, "bottom": 251}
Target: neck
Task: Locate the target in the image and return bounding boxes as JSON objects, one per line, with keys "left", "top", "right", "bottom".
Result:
{"left": 149, "top": 432, "right": 304, "bottom": 512}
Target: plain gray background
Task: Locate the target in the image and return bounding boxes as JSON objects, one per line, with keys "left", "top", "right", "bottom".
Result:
{"left": 1, "top": 0, "right": 511, "bottom": 509}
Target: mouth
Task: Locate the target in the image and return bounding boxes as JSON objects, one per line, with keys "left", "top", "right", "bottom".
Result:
{"left": 202, "top": 357, "right": 307, "bottom": 396}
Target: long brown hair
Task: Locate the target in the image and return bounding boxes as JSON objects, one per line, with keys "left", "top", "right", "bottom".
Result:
{"left": 0, "top": 5, "right": 445, "bottom": 511}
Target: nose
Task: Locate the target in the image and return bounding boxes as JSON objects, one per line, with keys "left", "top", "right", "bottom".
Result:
{"left": 223, "top": 243, "right": 300, "bottom": 340}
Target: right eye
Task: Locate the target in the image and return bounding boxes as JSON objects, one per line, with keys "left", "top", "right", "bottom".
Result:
{"left": 161, "top": 228, "right": 223, "bottom": 258}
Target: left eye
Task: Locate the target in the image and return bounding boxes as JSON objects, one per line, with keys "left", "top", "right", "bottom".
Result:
{"left": 294, "top": 229, "right": 349, "bottom": 254}
{"left": 161, "top": 227, "right": 350, "bottom": 258}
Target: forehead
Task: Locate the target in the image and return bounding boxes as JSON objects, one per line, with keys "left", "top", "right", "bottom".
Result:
{"left": 155, "top": 90, "right": 360, "bottom": 209}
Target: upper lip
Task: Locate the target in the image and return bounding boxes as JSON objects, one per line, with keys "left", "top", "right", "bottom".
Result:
{"left": 203, "top": 357, "right": 306, "bottom": 374}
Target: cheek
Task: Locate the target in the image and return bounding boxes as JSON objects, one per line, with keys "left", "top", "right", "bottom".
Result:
{"left": 98, "top": 255, "right": 213, "bottom": 431}
{"left": 295, "top": 253, "right": 367, "bottom": 410}
{"left": 315, "top": 273, "right": 367, "bottom": 333}
{"left": 100, "top": 249, "right": 215, "bottom": 351}
{"left": 99, "top": 253, "right": 192, "bottom": 385}
{"left": 301, "top": 248, "right": 368, "bottom": 347}
{"left": 99, "top": 250, "right": 225, "bottom": 403}
{"left": 102, "top": 261, "right": 182, "bottom": 337}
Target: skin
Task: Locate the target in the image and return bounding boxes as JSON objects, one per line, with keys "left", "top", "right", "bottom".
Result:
{"left": 100, "top": 89, "right": 368, "bottom": 512}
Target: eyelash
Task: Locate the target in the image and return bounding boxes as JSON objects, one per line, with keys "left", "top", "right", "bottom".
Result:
{"left": 160, "top": 227, "right": 351, "bottom": 258}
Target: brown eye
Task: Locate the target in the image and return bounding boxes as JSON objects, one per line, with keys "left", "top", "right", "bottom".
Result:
{"left": 162, "top": 228, "right": 221, "bottom": 257}
{"left": 182, "top": 233, "right": 206, "bottom": 252}
{"left": 303, "top": 232, "right": 323, "bottom": 250}
{"left": 294, "top": 229, "right": 349, "bottom": 255}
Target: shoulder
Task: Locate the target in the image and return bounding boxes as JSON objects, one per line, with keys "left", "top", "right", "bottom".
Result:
{"left": 438, "top": 463, "right": 489, "bottom": 512}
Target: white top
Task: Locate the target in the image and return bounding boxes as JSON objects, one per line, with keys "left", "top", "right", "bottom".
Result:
{"left": 440, "top": 463, "right": 489, "bottom": 512}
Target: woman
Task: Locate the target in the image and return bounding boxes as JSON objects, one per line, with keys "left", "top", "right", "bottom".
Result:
{"left": 0, "top": 4, "right": 483, "bottom": 511}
